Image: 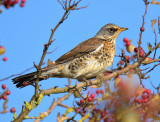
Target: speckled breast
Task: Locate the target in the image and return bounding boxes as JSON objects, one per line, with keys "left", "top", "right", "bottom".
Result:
{"left": 67, "top": 39, "right": 116, "bottom": 79}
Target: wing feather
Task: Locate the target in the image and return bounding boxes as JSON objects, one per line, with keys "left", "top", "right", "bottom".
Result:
{"left": 55, "top": 38, "right": 105, "bottom": 64}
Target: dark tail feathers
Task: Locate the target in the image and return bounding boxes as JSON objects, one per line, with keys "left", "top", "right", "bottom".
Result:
{"left": 12, "top": 72, "right": 38, "bottom": 88}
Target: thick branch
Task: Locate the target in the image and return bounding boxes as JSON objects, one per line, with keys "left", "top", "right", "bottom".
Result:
{"left": 13, "top": 95, "right": 36, "bottom": 122}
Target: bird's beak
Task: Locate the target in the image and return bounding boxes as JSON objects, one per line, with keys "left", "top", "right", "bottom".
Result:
{"left": 118, "top": 27, "right": 128, "bottom": 32}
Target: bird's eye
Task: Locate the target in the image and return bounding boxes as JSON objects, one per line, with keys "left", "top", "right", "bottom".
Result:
{"left": 108, "top": 28, "right": 116, "bottom": 33}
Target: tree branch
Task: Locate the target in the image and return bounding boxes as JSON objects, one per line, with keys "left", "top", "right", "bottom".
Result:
{"left": 13, "top": 1, "right": 87, "bottom": 121}
{"left": 34, "top": 92, "right": 73, "bottom": 122}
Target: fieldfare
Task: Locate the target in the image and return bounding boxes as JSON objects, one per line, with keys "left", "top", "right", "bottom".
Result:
{"left": 13, "top": 23, "right": 128, "bottom": 88}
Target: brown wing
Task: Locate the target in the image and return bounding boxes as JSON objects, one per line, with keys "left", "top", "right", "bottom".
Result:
{"left": 55, "top": 38, "right": 105, "bottom": 64}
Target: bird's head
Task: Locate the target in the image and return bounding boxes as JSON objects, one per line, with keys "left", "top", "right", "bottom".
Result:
{"left": 95, "top": 23, "right": 128, "bottom": 40}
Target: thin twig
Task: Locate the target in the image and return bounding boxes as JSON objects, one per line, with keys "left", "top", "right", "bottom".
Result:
{"left": 142, "top": 59, "right": 160, "bottom": 65}
{"left": 149, "top": 79, "right": 158, "bottom": 89}
{"left": 0, "top": 62, "right": 43, "bottom": 82}
{"left": 46, "top": 47, "right": 58, "bottom": 54}
{"left": 143, "top": 63, "right": 160, "bottom": 76}
{"left": 158, "top": 16, "right": 160, "bottom": 34}
{"left": 139, "top": 42, "right": 160, "bottom": 64}
{"left": 140, "top": 67, "right": 150, "bottom": 71}
{"left": 153, "top": 29, "right": 158, "bottom": 59}
{"left": 138, "top": 0, "right": 149, "bottom": 60}
{"left": 34, "top": 92, "right": 73, "bottom": 122}
{"left": 58, "top": 103, "right": 70, "bottom": 108}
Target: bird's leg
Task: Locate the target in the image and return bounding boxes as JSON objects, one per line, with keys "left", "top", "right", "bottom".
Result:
{"left": 78, "top": 77, "right": 92, "bottom": 90}
{"left": 65, "top": 82, "right": 77, "bottom": 92}
{"left": 110, "top": 65, "right": 113, "bottom": 72}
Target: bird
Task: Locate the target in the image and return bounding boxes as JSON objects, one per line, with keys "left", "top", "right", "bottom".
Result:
{"left": 12, "top": 23, "right": 128, "bottom": 88}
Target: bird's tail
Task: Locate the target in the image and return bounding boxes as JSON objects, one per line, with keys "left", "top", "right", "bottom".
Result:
{"left": 12, "top": 71, "right": 41, "bottom": 88}
{"left": 12, "top": 64, "right": 63, "bottom": 88}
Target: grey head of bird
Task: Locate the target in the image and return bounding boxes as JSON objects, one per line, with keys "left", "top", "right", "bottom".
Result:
{"left": 95, "top": 23, "right": 128, "bottom": 40}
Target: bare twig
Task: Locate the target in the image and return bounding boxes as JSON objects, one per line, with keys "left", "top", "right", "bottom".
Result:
{"left": 152, "top": 29, "right": 158, "bottom": 59}
{"left": 0, "top": 63, "right": 44, "bottom": 82}
{"left": 140, "top": 67, "right": 150, "bottom": 71}
{"left": 149, "top": 78, "right": 160, "bottom": 94}
{"left": 57, "top": 0, "right": 88, "bottom": 11}
{"left": 34, "top": 92, "right": 73, "bottom": 122}
{"left": 46, "top": 47, "right": 58, "bottom": 54}
{"left": 58, "top": 103, "right": 70, "bottom": 108}
{"left": 139, "top": 42, "right": 160, "bottom": 64}
{"left": 138, "top": 0, "right": 149, "bottom": 60}
{"left": 158, "top": 16, "right": 160, "bottom": 34}
{"left": 142, "top": 59, "right": 160, "bottom": 65}
{"left": 143, "top": 63, "right": 160, "bottom": 76}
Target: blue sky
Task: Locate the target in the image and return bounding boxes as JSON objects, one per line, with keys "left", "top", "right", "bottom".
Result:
{"left": 0, "top": 0, "right": 160, "bottom": 121}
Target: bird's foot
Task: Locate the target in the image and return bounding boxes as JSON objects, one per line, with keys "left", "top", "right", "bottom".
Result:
{"left": 81, "top": 78, "right": 92, "bottom": 90}
{"left": 65, "top": 84, "right": 77, "bottom": 92}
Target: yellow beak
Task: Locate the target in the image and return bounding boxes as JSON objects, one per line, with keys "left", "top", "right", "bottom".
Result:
{"left": 118, "top": 27, "right": 128, "bottom": 32}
